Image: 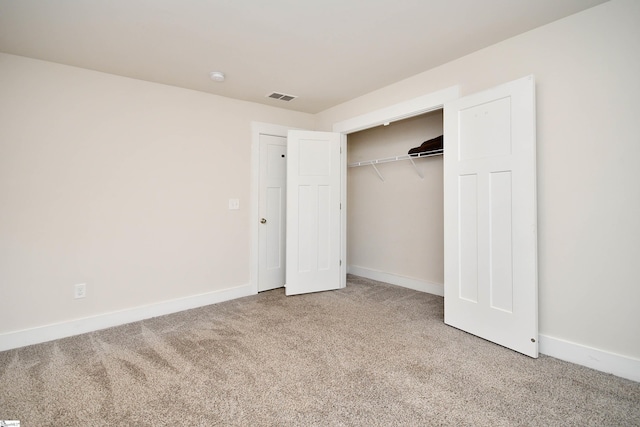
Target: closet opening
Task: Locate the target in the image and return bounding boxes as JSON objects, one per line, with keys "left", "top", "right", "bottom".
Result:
{"left": 346, "top": 109, "right": 445, "bottom": 297}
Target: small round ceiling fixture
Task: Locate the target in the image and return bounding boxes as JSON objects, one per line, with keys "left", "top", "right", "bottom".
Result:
{"left": 209, "top": 71, "right": 225, "bottom": 82}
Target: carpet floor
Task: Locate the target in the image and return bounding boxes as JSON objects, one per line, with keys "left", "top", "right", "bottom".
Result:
{"left": 1, "top": 275, "right": 639, "bottom": 426}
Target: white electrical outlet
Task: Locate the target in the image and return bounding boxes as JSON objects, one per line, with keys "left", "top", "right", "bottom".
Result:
{"left": 228, "top": 198, "right": 240, "bottom": 210}
{"left": 74, "top": 283, "right": 86, "bottom": 299}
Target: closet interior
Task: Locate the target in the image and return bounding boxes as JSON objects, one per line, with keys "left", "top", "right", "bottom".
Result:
{"left": 346, "top": 109, "right": 444, "bottom": 291}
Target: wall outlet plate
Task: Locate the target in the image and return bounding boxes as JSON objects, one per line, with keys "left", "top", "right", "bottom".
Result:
{"left": 228, "top": 198, "right": 240, "bottom": 210}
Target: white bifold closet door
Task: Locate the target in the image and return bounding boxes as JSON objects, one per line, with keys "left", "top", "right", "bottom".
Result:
{"left": 443, "top": 75, "right": 538, "bottom": 357}
{"left": 285, "top": 130, "right": 342, "bottom": 296}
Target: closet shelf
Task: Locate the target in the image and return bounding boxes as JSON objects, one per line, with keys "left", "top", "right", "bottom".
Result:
{"left": 347, "top": 150, "right": 443, "bottom": 181}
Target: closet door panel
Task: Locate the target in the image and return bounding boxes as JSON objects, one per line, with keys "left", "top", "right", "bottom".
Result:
{"left": 286, "top": 130, "right": 341, "bottom": 296}
{"left": 444, "top": 75, "right": 537, "bottom": 358}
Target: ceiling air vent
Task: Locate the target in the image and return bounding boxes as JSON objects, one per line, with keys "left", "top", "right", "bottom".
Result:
{"left": 267, "top": 92, "right": 297, "bottom": 102}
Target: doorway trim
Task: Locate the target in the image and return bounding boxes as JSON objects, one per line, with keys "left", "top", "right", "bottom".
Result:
{"left": 332, "top": 85, "right": 459, "bottom": 284}
{"left": 332, "top": 86, "right": 460, "bottom": 134}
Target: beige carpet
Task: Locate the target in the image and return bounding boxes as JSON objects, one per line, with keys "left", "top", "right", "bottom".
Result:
{"left": 1, "top": 275, "right": 639, "bottom": 426}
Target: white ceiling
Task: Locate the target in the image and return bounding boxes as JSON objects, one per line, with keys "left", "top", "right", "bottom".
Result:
{"left": 0, "top": 0, "right": 608, "bottom": 113}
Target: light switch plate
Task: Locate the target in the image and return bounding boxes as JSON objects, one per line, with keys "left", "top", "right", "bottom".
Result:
{"left": 74, "top": 283, "right": 86, "bottom": 299}
{"left": 228, "top": 198, "right": 240, "bottom": 210}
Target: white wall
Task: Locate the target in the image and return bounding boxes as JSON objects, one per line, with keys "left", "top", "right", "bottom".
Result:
{"left": 0, "top": 53, "right": 314, "bottom": 337}
{"left": 1, "top": 0, "right": 639, "bottom": 376}
{"left": 347, "top": 112, "right": 444, "bottom": 288}
{"left": 317, "top": 0, "right": 640, "bottom": 361}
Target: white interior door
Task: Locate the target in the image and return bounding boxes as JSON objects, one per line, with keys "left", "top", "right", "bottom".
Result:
{"left": 443, "top": 75, "right": 538, "bottom": 357}
{"left": 258, "top": 134, "right": 287, "bottom": 292}
{"left": 286, "top": 130, "right": 342, "bottom": 296}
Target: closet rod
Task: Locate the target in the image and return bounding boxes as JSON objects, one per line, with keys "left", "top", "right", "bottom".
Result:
{"left": 347, "top": 150, "right": 443, "bottom": 168}
{"left": 347, "top": 150, "right": 442, "bottom": 181}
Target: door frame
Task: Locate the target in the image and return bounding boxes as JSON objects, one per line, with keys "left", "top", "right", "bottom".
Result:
{"left": 333, "top": 85, "right": 459, "bottom": 283}
{"left": 332, "top": 86, "right": 459, "bottom": 135}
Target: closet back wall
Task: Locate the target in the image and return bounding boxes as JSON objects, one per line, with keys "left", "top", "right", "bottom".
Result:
{"left": 347, "top": 111, "right": 444, "bottom": 291}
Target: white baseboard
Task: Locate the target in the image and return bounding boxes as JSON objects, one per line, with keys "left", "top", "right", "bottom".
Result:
{"left": 348, "top": 266, "right": 639, "bottom": 382}
{"left": 539, "top": 334, "right": 640, "bottom": 383}
{"left": 348, "top": 265, "right": 444, "bottom": 297}
{"left": 0, "top": 283, "right": 255, "bottom": 352}
{"left": 4, "top": 279, "right": 637, "bottom": 384}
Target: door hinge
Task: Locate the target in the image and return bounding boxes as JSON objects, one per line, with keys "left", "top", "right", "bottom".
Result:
{"left": 339, "top": 260, "right": 342, "bottom": 266}
{"left": 340, "top": 202, "right": 342, "bottom": 210}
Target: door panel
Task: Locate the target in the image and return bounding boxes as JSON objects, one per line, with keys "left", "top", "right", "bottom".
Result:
{"left": 444, "top": 75, "right": 538, "bottom": 357}
{"left": 258, "top": 134, "right": 287, "bottom": 292}
{"left": 266, "top": 187, "right": 283, "bottom": 270}
{"left": 489, "top": 171, "right": 514, "bottom": 313}
{"left": 286, "top": 130, "right": 341, "bottom": 296}
{"left": 458, "top": 174, "right": 479, "bottom": 303}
